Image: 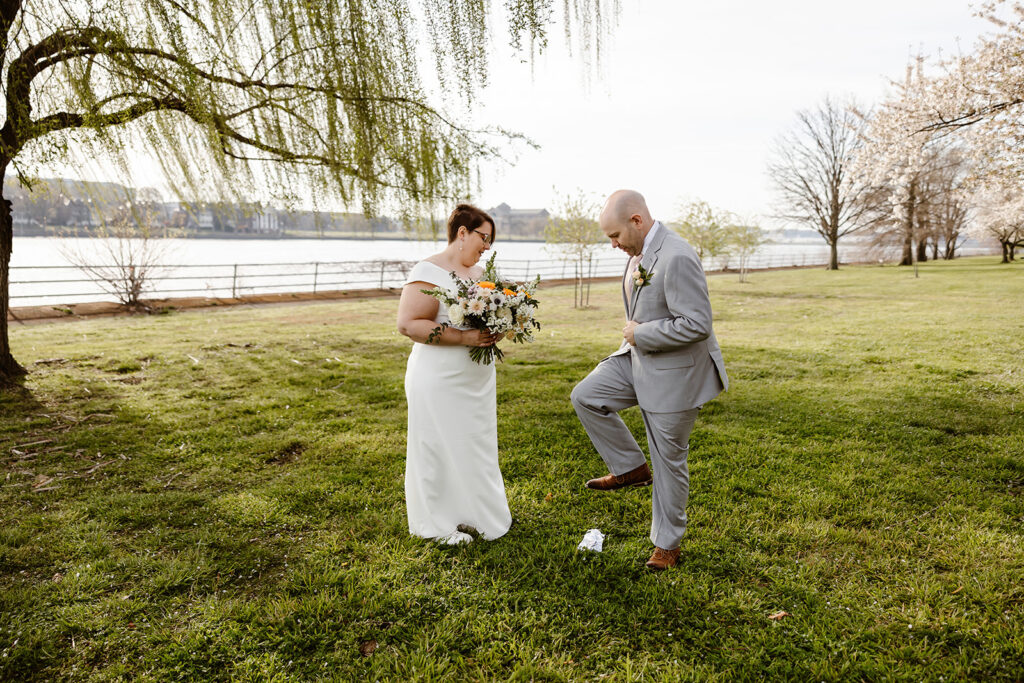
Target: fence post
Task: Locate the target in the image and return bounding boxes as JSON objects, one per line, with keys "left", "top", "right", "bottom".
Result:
{"left": 379, "top": 261, "right": 386, "bottom": 289}
{"left": 231, "top": 264, "right": 238, "bottom": 298}
{"left": 313, "top": 262, "right": 319, "bottom": 293}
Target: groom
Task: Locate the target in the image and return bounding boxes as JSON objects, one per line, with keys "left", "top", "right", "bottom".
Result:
{"left": 570, "top": 190, "right": 728, "bottom": 571}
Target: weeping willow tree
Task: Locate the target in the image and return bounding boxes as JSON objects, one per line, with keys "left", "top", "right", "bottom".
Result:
{"left": 0, "top": 0, "right": 619, "bottom": 379}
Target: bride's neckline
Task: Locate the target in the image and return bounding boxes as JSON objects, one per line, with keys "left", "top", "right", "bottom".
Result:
{"left": 422, "top": 258, "right": 480, "bottom": 280}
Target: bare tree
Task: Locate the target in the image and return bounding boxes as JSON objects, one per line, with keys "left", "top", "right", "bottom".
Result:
{"left": 59, "top": 201, "right": 170, "bottom": 310}
{"left": 769, "top": 97, "right": 881, "bottom": 270}
{"left": 0, "top": 1, "right": 617, "bottom": 380}
{"left": 544, "top": 189, "right": 602, "bottom": 308}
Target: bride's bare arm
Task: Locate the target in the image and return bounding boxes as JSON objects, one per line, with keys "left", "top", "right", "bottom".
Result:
{"left": 396, "top": 283, "right": 500, "bottom": 347}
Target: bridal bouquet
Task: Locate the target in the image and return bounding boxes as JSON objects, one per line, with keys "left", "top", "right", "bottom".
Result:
{"left": 422, "top": 253, "right": 541, "bottom": 364}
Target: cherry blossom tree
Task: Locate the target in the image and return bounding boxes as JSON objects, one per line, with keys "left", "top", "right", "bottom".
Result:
{"left": 915, "top": 148, "right": 973, "bottom": 261}
{"left": 854, "top": 58, "right": 950, "bottom": 267}
{"left": 971, "top": 182, "right": 1024, "bottom": 262}
{"left": 902, "top": 2, "right": 1024, "bottom": 186}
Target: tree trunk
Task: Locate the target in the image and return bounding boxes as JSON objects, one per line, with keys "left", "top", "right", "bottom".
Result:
{"left": 899, "top": 186, "right": 915, "bottom": 266}
{"left": 900, "top": 231, "right": 914, "bottom": 266}
{"left": 574, "top": 258, "right": 582, "bottom": 309}
{"left": 916, "top": 239, "right": 928, "bottom": 263}
{"left": 584, "top": 254, "right": 592, "bottom": 307}
{"left": 1, "top": 172, "right": 27, "bottom": 379}
{"left": 1002, "top": 241, "right": 1010, "bottom": 263}
{"left": 931, "top": 240, "right": 939, "bottom": 261}
{"left": 828, "top": 240, "right": 839, "bottom": 270}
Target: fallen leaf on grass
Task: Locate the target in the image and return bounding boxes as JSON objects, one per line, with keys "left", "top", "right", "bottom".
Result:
{"left": 768, "top": 611, "right": 790, "bottom": 621}
{"left": 951, "top": 586, "right": 963, "bottom": 595}
{"left": 359, "top": 640, "right": 378, "bottom": 657}
{"left": 544, "top": 492, "right": 554, "bottom": 502}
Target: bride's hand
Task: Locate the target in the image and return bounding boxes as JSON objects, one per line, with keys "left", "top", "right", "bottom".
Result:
{"left": 461, "top": 329, "right": 502, "bottom": 347}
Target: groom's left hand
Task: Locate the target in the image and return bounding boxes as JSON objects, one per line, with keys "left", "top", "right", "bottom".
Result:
{"left": 623, "top": 320, "right": 639, "bottom": 346}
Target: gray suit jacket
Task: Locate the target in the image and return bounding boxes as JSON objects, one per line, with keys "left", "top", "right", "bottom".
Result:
{"left": 610, "top": 222, "right": 728, "bottom": 412}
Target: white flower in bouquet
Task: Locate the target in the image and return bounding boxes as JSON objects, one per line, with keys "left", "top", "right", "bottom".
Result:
{"left": 448, "top": 304, "right": 465, "bottom": 326}
{"left": 468, "top": 298, "right": 486, "bottom": 315}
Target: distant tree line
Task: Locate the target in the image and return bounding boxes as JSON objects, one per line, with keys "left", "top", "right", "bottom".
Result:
{"left": 6, "top": 178, "right": 560, "bottom": 240}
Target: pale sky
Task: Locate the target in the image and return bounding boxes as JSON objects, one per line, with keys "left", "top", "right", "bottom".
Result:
{"left": 44, "top": 1, "right": 991, "bottom": 226}
{"left": 470, "top": 0, "right": 990, "bottom": 225}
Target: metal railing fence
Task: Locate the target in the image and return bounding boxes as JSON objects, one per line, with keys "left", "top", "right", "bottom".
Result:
{"left": 7, "top": 245, "right": 995, "bottom": 307}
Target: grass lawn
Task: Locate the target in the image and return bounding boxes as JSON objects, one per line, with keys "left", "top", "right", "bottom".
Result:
{"left": 2, "top": 256, "right": 1022, "bottom": 681}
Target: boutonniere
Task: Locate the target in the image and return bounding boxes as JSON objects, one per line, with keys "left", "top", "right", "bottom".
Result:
{"left": 632, "top": 263, "right": 654, "bottom": 291}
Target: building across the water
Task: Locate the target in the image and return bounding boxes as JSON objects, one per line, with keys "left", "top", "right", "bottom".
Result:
{"left": 487, "top": 203, "right": 549, "bottom": 240}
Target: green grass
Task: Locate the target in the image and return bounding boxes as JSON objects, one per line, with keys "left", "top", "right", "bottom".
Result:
{"left": 2, "top": 257, "right": 1022, "bottom": 681}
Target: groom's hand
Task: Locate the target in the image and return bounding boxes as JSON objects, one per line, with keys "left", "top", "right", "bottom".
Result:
{"left": 623, "top": 320, "right": 639, "bottom": 346}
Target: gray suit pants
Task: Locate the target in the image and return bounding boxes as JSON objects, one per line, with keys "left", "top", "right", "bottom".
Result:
{"left": 570, "top": 353, "right": 699, "bottom": 550}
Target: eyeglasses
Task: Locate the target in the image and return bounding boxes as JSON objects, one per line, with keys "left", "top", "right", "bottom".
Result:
{"left": 470, "top": 228, "right": 492, "bottom": 246}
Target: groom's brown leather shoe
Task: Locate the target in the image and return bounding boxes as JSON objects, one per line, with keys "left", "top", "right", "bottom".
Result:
{"left": 585, "top": 463, "right": 652, "bottom": 491}
{"left": 645, "top": 546, "right": 680, "bottom": 571}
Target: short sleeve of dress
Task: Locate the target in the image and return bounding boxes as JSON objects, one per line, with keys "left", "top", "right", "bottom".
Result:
{"left": 406, "top": 261, "right": 449, "bottom": 288}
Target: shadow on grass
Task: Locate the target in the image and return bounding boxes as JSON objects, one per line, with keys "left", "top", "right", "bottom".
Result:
{"left": 0, "top": 376, "right": 46, "bottom": 440}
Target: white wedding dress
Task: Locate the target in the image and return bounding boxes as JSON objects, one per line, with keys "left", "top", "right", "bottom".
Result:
{"left": 404, "top": 261, "right": 512, "bottom": 543}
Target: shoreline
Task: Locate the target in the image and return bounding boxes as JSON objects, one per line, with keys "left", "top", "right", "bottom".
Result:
{"left": 6, "top": 261, "right": 886, "bottom": 325}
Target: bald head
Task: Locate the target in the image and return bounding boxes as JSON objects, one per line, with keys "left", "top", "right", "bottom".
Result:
{"left": 602, "top": 189, "right": 653, "bottom": 227}
{"left": 599, "top": 189, "right": 654, "bottom": 256}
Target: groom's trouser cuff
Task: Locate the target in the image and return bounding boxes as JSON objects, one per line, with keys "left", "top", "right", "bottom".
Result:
{"left": 643, "top": 407, "right": 699, "bottom": 550}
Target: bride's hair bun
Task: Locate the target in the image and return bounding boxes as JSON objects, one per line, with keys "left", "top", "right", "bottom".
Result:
{"left": 447, "top": 203, "right": 496, "bottom": 244}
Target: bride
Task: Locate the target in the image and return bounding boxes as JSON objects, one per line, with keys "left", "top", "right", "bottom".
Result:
{"left": 396, "top": 204, "right": 512, "bottom": 545}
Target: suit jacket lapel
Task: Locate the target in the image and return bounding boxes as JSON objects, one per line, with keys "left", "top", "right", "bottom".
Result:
{"left": 629, "top": 223, "right": 667, "bottom": 316}
{"left": 621, "top": 258, "right": 631, "bottom": 315}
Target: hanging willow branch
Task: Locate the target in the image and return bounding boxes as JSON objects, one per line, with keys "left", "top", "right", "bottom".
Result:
{"left": 0, "top": 0, "right": 619, "bottom": 379}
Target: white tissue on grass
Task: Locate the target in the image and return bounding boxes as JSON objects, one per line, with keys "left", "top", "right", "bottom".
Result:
{"left": 577, "top": 528, "right": 604, "bottom": 552}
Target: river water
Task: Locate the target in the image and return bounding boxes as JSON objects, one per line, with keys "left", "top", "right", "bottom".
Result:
{"left": 8, "top": 235, "right": 998, "bottom": 307}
